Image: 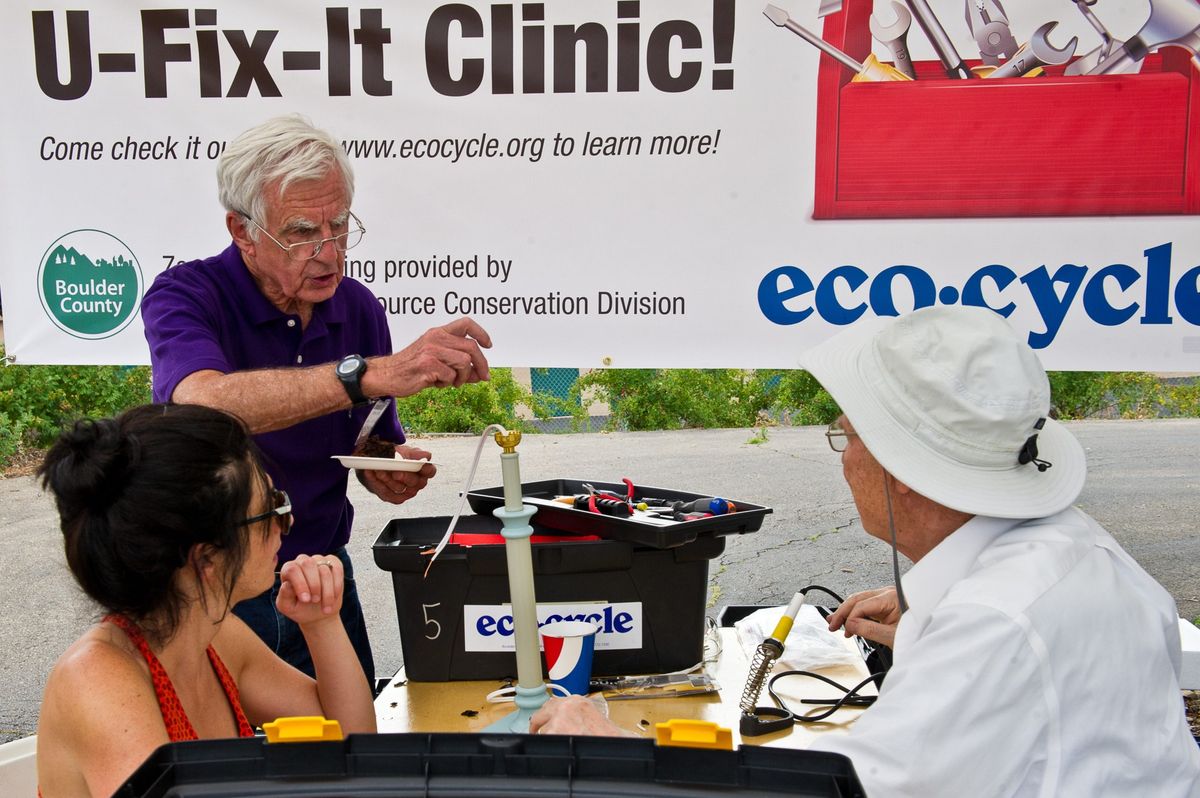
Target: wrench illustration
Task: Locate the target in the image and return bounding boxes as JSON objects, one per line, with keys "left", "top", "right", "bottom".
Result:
{"left": 870, "top": 1, "right": 917, "bottom": 78}
{"left": 966, "top": 0, "right": 1020, "bottom": 66}
{"left": 985, "top": 21, "right": 1078, "bottom": 79}
{"left": 1086, "top": 0, "right": 1200, "bottom": 76}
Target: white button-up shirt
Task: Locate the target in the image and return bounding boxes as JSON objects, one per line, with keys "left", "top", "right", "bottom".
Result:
{"left": 813, "top": 509, "right": 1200, "bottom": 797}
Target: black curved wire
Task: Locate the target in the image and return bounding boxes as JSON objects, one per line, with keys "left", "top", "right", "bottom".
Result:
{"left": 767, "top": 669, "right": 882, "bottom": 723}
{"left": 798, "top": 585, "right": 846, "bottom": 605}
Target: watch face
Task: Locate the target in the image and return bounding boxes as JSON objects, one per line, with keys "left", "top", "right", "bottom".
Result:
{"left": 337, "top": 356, "right": 363, "bottom": 377}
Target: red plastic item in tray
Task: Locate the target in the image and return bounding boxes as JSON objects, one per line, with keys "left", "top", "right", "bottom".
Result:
{"left": 448, "top": 532, "right": 600, "bottom": 546}
{"left": 812, "top": 1, "right": 1200, "bottom": 219}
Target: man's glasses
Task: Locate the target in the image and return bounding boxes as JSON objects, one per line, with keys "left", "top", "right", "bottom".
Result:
{"left": 237, "top": 488, "right": 292, "bottom": 535}
{"left": 825, "top": 420, "right": 858, "bottom": 452}
{"left": 242, "top": 211, "right": 365, "bottom": 262}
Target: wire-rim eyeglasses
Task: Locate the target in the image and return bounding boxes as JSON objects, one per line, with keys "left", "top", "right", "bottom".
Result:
{"left": 824, "top": 420, "right": 858, "bottom": 452}
{"left": 241, "top": 211, "right": 366, "bottom": 262}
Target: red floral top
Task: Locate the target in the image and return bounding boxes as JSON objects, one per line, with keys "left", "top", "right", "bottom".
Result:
{"left": 106, "top": 614, "right": 256, "bottom": 740}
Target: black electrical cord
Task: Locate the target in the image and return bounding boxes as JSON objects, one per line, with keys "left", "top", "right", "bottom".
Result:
{"left": 797, "top": 585, "right": 846, "bottom": 605}
{"left": 767, "top": 669, "right": 883, "bottom": 723}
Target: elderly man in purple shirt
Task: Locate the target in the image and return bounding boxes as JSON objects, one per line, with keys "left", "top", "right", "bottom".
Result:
{"left": 141, "top": 114, "right": 491, "bottom": 686}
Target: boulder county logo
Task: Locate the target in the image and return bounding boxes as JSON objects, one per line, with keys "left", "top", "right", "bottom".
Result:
{"left": 38, "top": 230, "right": 142, "bottom": 339}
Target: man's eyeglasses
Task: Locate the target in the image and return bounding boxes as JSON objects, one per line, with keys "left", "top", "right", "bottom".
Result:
{"left": 242, "top": 211, "right": 365, "bottom": 262}
{"left": 825, "top": 420, "right": 858, "bottom": 452}
{"left": 237, "top": 488, "right": 292, "bottom": 535}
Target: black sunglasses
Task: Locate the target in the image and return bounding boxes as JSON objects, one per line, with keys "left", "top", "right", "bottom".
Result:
{"left": 237, "top": 488, "right": 292, "bottom": 535}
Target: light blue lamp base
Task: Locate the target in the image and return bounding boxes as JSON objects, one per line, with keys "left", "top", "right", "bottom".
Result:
{"left": 482, "top": 683, "right": 550, "bottom": 733}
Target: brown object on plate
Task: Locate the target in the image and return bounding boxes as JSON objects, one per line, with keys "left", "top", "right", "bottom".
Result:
{"left": 353, "top": 435, "right": 397, "bottom": 459}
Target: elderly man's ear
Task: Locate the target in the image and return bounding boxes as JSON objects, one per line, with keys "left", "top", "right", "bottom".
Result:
{"left": 226, "top": 212, "right": 256, "bottom": 257}
{"left": 887, "top": 472, "right": 914, "bottom": 496}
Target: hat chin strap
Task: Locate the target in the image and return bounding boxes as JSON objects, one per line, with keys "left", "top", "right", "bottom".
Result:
{"left": 1018, "top": 417, "right": 1053, "bottom": 473}
{"left": 884, "top": 474, "right": 909, "bottom": 615}
{"left": 1018, "top": 434, "right": 1053, "bottom": 473}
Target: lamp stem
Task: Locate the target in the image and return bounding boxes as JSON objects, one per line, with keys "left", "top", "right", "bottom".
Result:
{"left": 483, "top": 431, "right": 548, "bottom": 732}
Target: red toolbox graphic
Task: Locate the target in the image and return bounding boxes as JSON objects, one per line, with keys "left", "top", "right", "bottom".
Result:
{"left": 811, "top": 2, "right": 1200, "bottom": 219}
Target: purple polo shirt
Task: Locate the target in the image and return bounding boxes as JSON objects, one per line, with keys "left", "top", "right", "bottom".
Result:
{"left": 141, "top": 242, "right": 404, "bottom": 561}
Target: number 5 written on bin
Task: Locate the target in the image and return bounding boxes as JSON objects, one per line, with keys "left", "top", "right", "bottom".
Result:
{"left": 422, "top": 603, "right": 442, "bottom": 640}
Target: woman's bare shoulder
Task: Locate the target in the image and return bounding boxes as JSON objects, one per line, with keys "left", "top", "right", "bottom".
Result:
{"left": 38, "top": 623, "right": 171, "bottom": 797}
{"left": 43, "top": 622, "right": 154, "bottom": 715}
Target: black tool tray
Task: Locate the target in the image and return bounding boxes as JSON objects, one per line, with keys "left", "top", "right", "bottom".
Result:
{"left": 117, "top": 733, "right": 867, "bottom": 797}
{"left": 466, "top": 478, "right": 771, "bottom": 549}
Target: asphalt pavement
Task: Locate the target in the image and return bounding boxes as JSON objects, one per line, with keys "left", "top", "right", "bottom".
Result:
{"left": 2, "top": 420, "right": 1198, "bottom": 744}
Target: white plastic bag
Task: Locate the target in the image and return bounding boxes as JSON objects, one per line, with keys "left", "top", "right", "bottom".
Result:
{"left": 734, "top": 604, "right": 862, "bottom": 671}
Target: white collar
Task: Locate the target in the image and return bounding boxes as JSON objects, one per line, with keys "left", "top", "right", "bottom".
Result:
{"left": 899, "top": 515, "right": 1025, "bottom": 622}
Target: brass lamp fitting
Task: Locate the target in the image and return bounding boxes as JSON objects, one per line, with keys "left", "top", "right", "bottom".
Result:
{"left": 494, "top": 430, "right": 522, "bottom": 453}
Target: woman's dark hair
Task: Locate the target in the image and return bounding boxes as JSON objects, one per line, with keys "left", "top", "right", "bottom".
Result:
{"left": 39, "top": 403, "right": 269, "bottom": 643}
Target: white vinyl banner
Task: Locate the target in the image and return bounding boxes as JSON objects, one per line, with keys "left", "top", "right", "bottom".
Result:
{"left": 1, "top": 1, "right": 1198, "bottom": 369}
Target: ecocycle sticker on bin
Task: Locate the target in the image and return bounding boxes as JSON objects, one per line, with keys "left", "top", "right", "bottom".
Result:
{"left": 463, "top": 602, "right": 642, "bottom": 652}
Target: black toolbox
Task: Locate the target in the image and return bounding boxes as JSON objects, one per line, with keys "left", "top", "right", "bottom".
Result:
{"left": 116, "top": 733, "right": 867, "bottom": 797}
{"left": 373, "top": 514, "right": 727, "bottom": 681}
{"left": 466, "top": 478, "right": 772, "bottom": 548}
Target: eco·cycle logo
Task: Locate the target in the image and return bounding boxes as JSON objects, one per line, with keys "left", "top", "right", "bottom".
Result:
{"left": 38, "top": 230, "right": 143, "bottom": 339}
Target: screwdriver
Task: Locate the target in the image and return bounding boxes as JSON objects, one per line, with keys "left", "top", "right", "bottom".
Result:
{"left": 675, "top": 497, "right": 736, "bottom": 515}
{"left": 763, "top": 5, "right": 912, "bottom": 82}
{"left": 905, "top": 0, "right": 974, "bottom": 79}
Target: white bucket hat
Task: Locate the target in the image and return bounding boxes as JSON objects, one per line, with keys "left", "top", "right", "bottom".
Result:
{"left": 799, "top": 306, "right": 1086, "bottom": 519}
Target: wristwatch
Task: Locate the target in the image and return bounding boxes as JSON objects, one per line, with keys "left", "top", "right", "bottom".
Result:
{"left": 335, "top": 354, "right": 369, "bottom": 405}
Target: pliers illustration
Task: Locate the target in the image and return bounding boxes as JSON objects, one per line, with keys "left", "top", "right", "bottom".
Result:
{"left": 966, "top": 0, "right": 1019, "bottom": 66}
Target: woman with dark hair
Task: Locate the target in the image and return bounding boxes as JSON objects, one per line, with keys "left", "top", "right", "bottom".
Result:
{"left": 34, "top": 403, "right": 376, "bottom": 797}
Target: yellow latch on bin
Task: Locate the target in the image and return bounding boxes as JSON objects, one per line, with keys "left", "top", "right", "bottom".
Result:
{"left": 262, "top": 716, "right": 344, "bottom": 743}
{"left": 654, "top": 719, "right": 733, "bottom": 750}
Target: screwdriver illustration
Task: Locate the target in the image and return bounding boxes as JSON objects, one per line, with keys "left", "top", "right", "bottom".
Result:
{"left": 764, "top": 4, "right": 913, "bottom": 82}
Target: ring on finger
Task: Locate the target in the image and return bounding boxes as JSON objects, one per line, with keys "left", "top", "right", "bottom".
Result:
{"left": 317, "top": 560, "right": 335, "bottom": 570}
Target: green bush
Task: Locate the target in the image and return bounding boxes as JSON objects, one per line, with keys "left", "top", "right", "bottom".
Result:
{"left": 1, "top": 349, "right": 1195, "bottom": 471}
{"left": 766, "top": 370, "right": 841, "bottom": 426}
{"left": 571, "top": 369, "right": 780, "bottom": 431}
{"left": 561, "top": 369, "right": 1198, "bottom": 431}
{"left": 0, "top": 346, "right": 151, "bottom": 467}
{"left": 1166, "top": 381, "right": 1200, "bottom": 417}
{"left": 1047, "top": 372, "right": 1199, "bottom": 419}
{"left": 394, "top": 367, "right": 568, "bottom": 434}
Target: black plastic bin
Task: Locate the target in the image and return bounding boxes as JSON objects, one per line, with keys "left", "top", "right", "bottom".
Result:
{"left": 116, "top": 733, "right": 867, "bottom": 797}
{"left": 373, "top": 514, "right": 723, "bottom": 681}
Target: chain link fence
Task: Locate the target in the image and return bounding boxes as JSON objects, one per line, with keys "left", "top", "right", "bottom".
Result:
{"left": 523, "top": 368, "right": 609, "bottom": 432}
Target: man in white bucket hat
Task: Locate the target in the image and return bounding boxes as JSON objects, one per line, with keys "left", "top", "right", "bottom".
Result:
{"left": 530, "top": 306, "right": 1199, "bottom": 796}
{"left": 802, "top": 305, "right": 1199, "bottom": 796}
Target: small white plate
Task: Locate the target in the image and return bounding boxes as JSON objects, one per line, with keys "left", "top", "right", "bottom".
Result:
{"left": 332, "top": 455, "right": 434, "bottom": 472}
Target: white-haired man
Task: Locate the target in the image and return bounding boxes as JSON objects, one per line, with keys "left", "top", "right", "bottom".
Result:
{"left": 142, "top": 114, "right": 492, "bottom": 686}
{"left": 532, "top": 306, "right": 1200, "bottom": 797}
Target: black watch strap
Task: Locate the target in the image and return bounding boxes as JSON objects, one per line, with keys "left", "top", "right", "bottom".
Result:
{"left": 336, "top": 354, "right": 368, "bottom": 404}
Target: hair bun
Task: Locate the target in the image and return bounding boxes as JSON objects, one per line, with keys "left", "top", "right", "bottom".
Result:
{"left": 42, "top": 417, "right": 140, "bottom": 514}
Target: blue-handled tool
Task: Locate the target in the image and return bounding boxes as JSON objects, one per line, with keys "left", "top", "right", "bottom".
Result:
{"left": 676, "top": 497, "right": 736, "bottom": 515}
